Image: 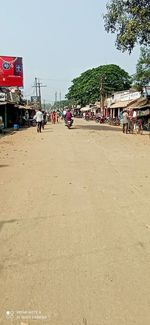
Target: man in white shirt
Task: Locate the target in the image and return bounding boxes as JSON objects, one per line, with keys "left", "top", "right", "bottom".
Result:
{"left": 35, "top": 108, "right": 43, "bottom": 133}
{"left": 62, "top": 108, "right": 67, "bottom": 119}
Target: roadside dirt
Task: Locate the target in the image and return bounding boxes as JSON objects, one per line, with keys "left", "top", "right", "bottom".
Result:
{"left": 0, "top": 120, "right": 150, "bottom": 325}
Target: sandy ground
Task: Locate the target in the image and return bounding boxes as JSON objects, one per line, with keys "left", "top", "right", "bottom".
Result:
{"left": 0, "top": 119, "right": 150, "bottom": 325}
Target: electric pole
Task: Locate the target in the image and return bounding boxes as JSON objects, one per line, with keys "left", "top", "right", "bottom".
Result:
{"left": 100, "top": 75, "right": 106, "bottom": 115}
{"left": 33, "top": 78, "right": 46, "bottom": 108}
{"left": 37, "top": 80, "right": 47, "bottom": 109}
{"left": 59, "top": 91, "right": 61, "bottom": 110}
{"left": 55, "top": 91, "right": 58, "bottom": 103}
{"left": 35, "top": 77, "right": 38, "bottom": 97}
{"left": 44, "top": 99, "right": 46, "bottom": 110}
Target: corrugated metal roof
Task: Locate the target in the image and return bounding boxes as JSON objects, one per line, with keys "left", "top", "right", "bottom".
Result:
{"left": 128, "top": 97, "right": 150, "bottom": 110}
{"left": 80, "top": 107, "right": 91, "bottom": 112}
{"left": 110, "top": 100, "right": 134, "bottom": 109}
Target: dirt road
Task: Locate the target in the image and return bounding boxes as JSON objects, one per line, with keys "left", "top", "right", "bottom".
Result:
{"left": 0, "top": 120, "right": 150, "bottom": 325}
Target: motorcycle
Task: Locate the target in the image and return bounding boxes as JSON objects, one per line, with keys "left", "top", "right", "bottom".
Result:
{"left": 95, "top": 116, "right": 100, "bottom": 123}
{"left": 66, "top": 119, "right": 73, "bottom": 129}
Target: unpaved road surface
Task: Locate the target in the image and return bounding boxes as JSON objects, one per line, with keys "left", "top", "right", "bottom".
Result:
{"left": 0, "top": 120, "right": 150, "bottom": 325}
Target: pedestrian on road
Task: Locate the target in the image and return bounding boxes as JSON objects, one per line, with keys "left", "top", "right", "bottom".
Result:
{"left": 62, "top": 108, "right": 67, "bottom": 123}
{"left": 137, "top": 118, "right": 143, "bottom": 135}
{"left": 42, "top": 111, "right": 47, "bottom": 130}
{"left": 122, "top": 110, "right": 129, "bottom": 134}
{"left": 35, "top": 108, "right": 43, "bottom": 133}
{"left": 51, "top": 111, "right": 57, "bottom": 124}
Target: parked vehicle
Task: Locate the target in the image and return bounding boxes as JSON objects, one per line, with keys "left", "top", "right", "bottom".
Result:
{"left": 142, "top": 123, "right": 150, "bottom": 131}
{"left": 109, "top": 118, "right": 120, "bottom": 126}
{"left": 95, "top": 116, "right": 100, "bottom": 123}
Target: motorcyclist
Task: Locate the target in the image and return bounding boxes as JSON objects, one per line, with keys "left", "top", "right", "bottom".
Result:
{"left": 65, "top": 109, "right": 73, "bottom": 126}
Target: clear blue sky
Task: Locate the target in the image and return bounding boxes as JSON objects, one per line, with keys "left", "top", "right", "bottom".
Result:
{"left": 0, "top": 0, "right": 140, "bottom": 103}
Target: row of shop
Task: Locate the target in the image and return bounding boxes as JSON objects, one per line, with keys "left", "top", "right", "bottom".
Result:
{"left": 78, "top": 89, "right": 150, "bottom": 125}
{"left": 0, "top": 102, "right": 36, "bottom": 129}
{"left": 0, "top": 87, "right": 38, "bottom": 130}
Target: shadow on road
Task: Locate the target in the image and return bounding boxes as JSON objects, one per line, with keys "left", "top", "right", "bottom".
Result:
{"left": 0, "top": 164, "right": 9, "bottom": 168}
{"left": 75, "top": 124, "right": 121, "bottom": 132}
{"left": 42, "top": 130, "right": 53, "bottom": 133}
{"left": 0, "top": 219, "right": 17, "bottom": 233}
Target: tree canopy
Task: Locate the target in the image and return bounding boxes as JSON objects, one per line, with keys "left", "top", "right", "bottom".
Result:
{"left": 104, "top": 0, "right": 150, "bottom": 53}
{"left": 133, "top": 47, "right": 150, "bottom": 88}
{"left": 51, "top": 100, "right": 71, "bottom": 110}
{"left": 66, "top": 64, "right": 131, "bottom": 106}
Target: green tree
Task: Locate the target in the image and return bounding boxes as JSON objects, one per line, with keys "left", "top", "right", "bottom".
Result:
{"left": 51, "top": 99, "right": 73, "bottom": 111}
{"left": 104, "top": 0, "right": 150, "bottom": 53}
{"left": 66, "top": 64, "right": 131, "bottom": 106}
{"left": 133, "top": 47, "right": 150, "bottom": 88}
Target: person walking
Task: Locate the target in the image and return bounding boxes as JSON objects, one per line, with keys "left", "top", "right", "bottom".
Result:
{"left": 51, "top": 111, "right": 56, "bottom": 124}
{"left": 42, "top": 111, "right": 47, "bottom": 130}
{"left": 62, "top": 108, "right": 67, "bottom": 124}
{"left": 122, "top": 110, "right": 129, "bottom": 134}
{"left": 35, "top": 108, "right": 43, "bottom": 133}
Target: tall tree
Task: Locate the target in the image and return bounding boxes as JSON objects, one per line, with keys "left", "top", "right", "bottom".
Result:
{"left": 134, "top": 47, "right": 150, "bottom": 86}
{"left": 51, "top": 100, "right": 71, "bottom": 110}
{"left": 66, "top": 64, "right": 131, "bottom": 106}
{"left": 104, "top": 0, "right": 150, "bottom": 53}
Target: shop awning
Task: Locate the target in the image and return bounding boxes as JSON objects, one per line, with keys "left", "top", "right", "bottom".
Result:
{"left": 110, "top": 100, "right": 134, "bottom": 109}
{"left": 18, "top": 105, "right": 34, "bottom": 110}
{"left": 128, "top": 97, "right": 150, "bottom": 110}
{"left": 80, "top": 107, "right": 91, "bottom": 112}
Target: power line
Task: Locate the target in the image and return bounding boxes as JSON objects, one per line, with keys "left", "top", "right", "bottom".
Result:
{"left": 40, "top": 78, "right": 71, "bottom": 82}
{"left": 33, "top": 77, "right": 47, "bottom": 108}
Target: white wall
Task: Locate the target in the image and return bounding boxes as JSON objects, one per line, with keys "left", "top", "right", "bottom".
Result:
{"left": 106, "top": 90, "right": 141, "bottom": 107}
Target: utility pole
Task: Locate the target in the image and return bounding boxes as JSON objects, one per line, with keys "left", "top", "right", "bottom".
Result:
{"left": 59, "top": 91, "right": 61, "bottom": 110}
{"left": 44, "top": 99, "right": 46, "bottom": 111}
{"left": 55, "top": 91, "right": 58, "bottom": 103}
{"left": 35, "top": 77, "right": 38, "bottom": 97}
{"left": 100, "top": 75, "right": 106, "bottom": 115}
{"left": 38, "top": 82, "right": 41, "bottom": 108}
{"left": 33, "top": 78, "right": 46, "bottom": 108}
{"left": 37, "top": 80, "right": 47, "bottom": 109}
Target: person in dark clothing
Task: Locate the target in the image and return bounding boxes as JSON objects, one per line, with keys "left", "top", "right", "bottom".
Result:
{"left": 65, "top": 109, "right": 73, "bottom": 126}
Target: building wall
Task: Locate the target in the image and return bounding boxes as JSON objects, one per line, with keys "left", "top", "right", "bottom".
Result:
{"left": 106, "top": 90, "right": 141, "bottom": 108}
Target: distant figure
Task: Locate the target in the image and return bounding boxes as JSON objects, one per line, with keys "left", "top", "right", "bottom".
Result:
{"left": 23, "top": 111, "right": 30, "bottom": 127}
{"left": 137, "top": 118, "right": 143, "bottom": 134}
{"left": 122, "top": 111, "right": 129, "bottom": 134}
{"left": 57, "top": 111, "right": 60, "bottom": 123}
{"left": 128, "top": 116, "right": 134, "bottom": 134}
{"left": 51, "top": 111, "right": 56, "bottom": 124}
{"left": 35, "top": 108, "right": 43, "bottom": 133}
{"left": 42, "top": 111, "right": 47, "bottom": 129}
{"left": 62, "top": 108, "right": 67, "bottom": 120}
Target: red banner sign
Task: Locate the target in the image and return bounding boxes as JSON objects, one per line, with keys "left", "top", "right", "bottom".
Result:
{"left": 0, "top": 56, "right": 23, "bottom": 87}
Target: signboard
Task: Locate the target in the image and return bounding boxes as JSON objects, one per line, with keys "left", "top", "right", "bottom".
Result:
{"left": 0, "top": 56, "right": 23, "bottom": 87}
{"left": 138, "top": 109, "right": 150, "bottom": 117}
{"left": 121, "top": 92, "right": 141, "bottom": 101}
{"left": 31, "top": 96, "right": 40, "bottom": 103}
